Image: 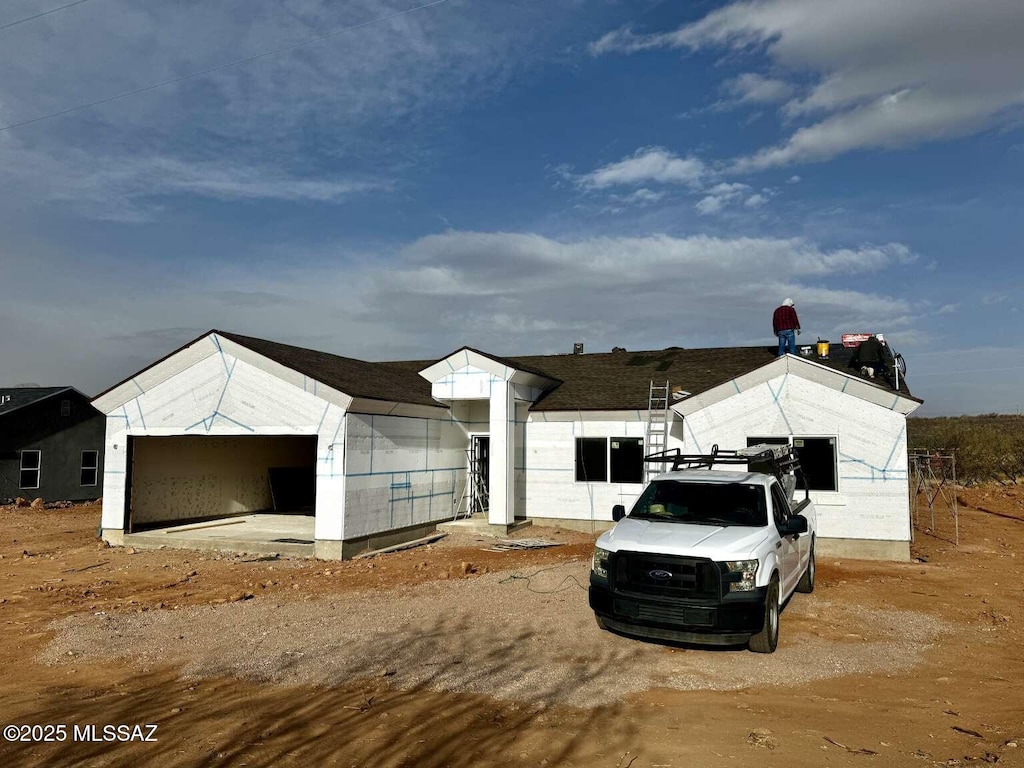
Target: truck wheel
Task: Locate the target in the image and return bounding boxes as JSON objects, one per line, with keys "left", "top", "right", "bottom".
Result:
{"left": 748, "top": 577, "right": 780, "bottom": 654}
{"left": 796, "top": 539, "right": 816, "bottom": 594}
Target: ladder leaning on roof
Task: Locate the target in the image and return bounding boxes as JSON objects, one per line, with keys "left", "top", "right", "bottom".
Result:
{"left": 645, "top": 380, "right": 670, "bottom": 482}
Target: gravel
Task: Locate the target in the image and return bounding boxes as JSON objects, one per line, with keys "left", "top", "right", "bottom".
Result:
{"left": 42, "top": 562, "right": 948, "bottom": 708}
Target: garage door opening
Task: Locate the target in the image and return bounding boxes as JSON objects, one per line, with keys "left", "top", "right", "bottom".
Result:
{"left": 126, "top": 435, "right": 317, "bottom": 532}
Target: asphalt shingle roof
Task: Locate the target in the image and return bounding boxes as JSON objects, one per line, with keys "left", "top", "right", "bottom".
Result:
{"left": 508, "top": 344, "right": 918, "bottom": 410}
{"left": 381, "top": 343, "right": 918, "bottom": 412}
{"left": 0, "top": 387, "right": 74, "bottom": 419}
{"left": 216, "top": 331, "right": 441, "bottom": 407}
{"left": 98, "top": 330, "right": 918, "bottom": 413}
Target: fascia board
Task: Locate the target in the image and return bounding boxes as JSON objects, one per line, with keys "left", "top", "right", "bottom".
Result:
{"left": 508, "top": 370, "right": 558, "bottom": 388}
{"left": 347, "top": 398, "right": 451, "bottom": 419}
{"left": 419, "top": 348, "right": 556, "bottom": 387}
{"left": 523, "top": 409, "right": 646, "bottom": 423}
{"left": 670, "top": 354, "right": 921, "bottom": 417}
{"left": 787, "top": 355, "right": 921, "bottom": 413}
{"left": 671, "top": 357, "right": 789, "bottom": 417}
{"left": 93, "top": 336, "right": 220, "bottom": 414}
{"left": 92, "top": 332, "right": 358, "bottom": 416}
{"left": 216, "top": 336, "right": 354, "bottom": 412}
{"left": 418, "top": 348, "right": 507, "bottom": 381}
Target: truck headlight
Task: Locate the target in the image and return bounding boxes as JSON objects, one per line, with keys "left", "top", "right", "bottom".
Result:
{"left": 592, "top": 547, "right": 611, "bottom": 579}
{"left": 722, "top": 559, "right": 759, "bottom": 592}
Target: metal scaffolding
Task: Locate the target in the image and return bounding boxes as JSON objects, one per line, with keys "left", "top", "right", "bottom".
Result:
{"left": 909, "top": 451, "right": 959, "bottom": 545}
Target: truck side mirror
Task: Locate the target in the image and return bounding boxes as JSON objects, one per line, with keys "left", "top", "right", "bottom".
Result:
{"left": 784, "top": 515, "right": 808, "bottom": 536}
{"left": 612, "top": 504, "right": 626, "bottom": 522}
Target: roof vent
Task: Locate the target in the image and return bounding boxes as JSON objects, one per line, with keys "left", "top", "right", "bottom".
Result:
{"left": 572, "top": 343, "right": 584, "bottom": 355}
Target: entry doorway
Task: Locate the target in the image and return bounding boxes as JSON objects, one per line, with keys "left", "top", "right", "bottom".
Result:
{"left": 471, "top": 435, "right": 490, "bottom": 515}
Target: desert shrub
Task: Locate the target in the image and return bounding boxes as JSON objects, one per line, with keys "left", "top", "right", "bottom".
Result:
{"left": 909, "top": 415, "right": 1024, "bottom": 485}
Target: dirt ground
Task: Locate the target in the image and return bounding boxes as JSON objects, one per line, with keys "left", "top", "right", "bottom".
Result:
{"left": 0, "top": 489, "right": 1023, "bottom": 767}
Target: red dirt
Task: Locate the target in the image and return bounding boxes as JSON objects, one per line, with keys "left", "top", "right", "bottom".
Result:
{"left": 1, "top": 494, "right": 1023, "bottom": 767}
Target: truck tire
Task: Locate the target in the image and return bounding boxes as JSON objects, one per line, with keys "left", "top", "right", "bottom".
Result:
{"left": 748, "top": 576, "right": 780, "bottom": 654}
{"left": 796, "top": 538, "right": 815, "bottom": 594}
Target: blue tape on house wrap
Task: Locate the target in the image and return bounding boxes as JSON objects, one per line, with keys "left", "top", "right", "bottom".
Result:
{"left": 883, "top": 424, "right": 906, "bottom": 470}
{"left": 210, "top": 412, "right": 254, "bottom": 432}
{"left": 766, "top": 376, "right": 794, "bottom": 434}
{"left": 316, "top": 402, "right": 330, "bottom": 433}
{"left": 346, "top": 466, "right": 464, "bottom": 478}
{"left": 211, "top": 334, "right": 231, "bottom": 376}
{"left": 684, "top": 418, "right": 703, "bottom": 454}
{"left": 211, "top": 358, "right": 236, "bottom": 419}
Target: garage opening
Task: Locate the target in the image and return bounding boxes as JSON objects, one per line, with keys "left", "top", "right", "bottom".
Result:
{"left": 126, "top": 435, "right": 317, "bottom": 532}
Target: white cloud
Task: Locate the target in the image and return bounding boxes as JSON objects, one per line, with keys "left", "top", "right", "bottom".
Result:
{"left": 1, "top": 149, "right": 386, "bottom": 221}
{"left": 787, "top": 175, "right": 801, "bottom": 184}
{"left": 693, "top": 182, "right": 750, "bottom": 215}
{"left": 577, "top": 147, "right": 705, "bottom": 189}
{"left": 937, "top": 303, "right": 960, "bottom": 315}
{"left": 744, "top": 193, "right": 768, "bottom": 208}
{"left": 723, "top": 73, "right": 794, "bottom": 105}
{"left": 0, "top": 0, "right": 584, "bottom": 216}
{"left": 694, "top": 196, "right": 725, "bottom": 215}
{"left": 592, "top": 0, "right": 1024, "bottom": 169}
{"left": 623, "top": 188, "right": 665, "bottom": 205}
{"left": 0, "top": 228, "right": 923, "bottom": 393}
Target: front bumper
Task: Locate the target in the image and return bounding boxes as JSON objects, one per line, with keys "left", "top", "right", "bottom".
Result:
{"left": 589, "top": 578, "right": 768, "bottom": 645}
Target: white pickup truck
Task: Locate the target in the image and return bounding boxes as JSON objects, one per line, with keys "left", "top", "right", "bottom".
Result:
{"left": 589, "top": 444, "right": 816, "bottom": 653}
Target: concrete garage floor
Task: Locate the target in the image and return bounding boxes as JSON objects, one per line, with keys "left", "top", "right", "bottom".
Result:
{"left": 124, "top": 514, "right": 315, "bottom": 558}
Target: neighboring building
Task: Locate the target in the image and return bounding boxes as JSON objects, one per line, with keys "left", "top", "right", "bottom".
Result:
{"left": 94, "top": 331, "right": 921, "bottom": 560}
{"left": 0, "top": 387, "right": 105, "bottom": 503}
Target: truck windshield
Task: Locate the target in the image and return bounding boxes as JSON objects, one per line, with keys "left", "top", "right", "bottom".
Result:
{"left": 628, "top": 480, "right": 768, "bottom": 526}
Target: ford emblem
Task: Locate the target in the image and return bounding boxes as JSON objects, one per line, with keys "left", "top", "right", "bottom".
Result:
{"left": 648, "top": 569, "right": 673, "bottom": 580}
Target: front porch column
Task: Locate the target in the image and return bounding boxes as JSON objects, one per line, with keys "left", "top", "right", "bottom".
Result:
{"left": 313, "top": 415, "right": 346, "bottom": 559}
{"left": 488, "top": 381, "right": 516, "bottom": 526}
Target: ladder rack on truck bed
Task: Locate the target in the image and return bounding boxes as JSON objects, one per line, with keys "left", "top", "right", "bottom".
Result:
{"left": 643, "top": 443, "right": 809, "bottom": 503}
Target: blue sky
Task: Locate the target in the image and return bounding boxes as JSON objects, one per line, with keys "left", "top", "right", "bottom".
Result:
{"left": 1, "top": 0, "right": 1022, "bottom": 416}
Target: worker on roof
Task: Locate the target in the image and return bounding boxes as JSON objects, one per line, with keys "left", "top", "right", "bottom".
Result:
{"left": 850, "top": 334, "right": 888, "bottom": 380}
{"left": 772, "top": 298, "right": 801, "bottom": 357}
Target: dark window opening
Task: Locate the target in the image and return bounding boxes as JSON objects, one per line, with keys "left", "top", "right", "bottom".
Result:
{"left": 81, "top": 450, "right": 99, "bottom": 487}
{"left": 20, "top": 450, "right": 41, "bottom": 490}
{"left": 60, "top": 399, "right": 71, "bottom": 417}
{"left": 794, "top": 437, "right": 838, "bottom": 492}
{"left": 610, "top": 437, "right": 644, "bottom": 484}
{"left": 748, "top": 436, "right": 838, "bottom": 492}
{"left": 575, "top": 437, "right": 607, "bottom": 483}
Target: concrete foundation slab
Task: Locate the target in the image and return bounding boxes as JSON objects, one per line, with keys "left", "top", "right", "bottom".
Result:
{"left": 816, "top": 537, "right": 911, "bottom": 561}
{"left": 121, "top": 514, "right": 315, "bottom": 558}
{"left": 436, "top": 515, "right": 533, "bottom": 538}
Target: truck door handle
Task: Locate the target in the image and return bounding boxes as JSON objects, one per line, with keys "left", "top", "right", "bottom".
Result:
{"left": 775, "top": 541, "right": 782, "bottom": 549}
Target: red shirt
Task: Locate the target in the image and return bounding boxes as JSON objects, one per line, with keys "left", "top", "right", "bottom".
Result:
{"left": 773, "top": 305, "right": 800, "bottom": 334}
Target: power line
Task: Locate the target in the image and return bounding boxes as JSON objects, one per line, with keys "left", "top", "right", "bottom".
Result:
{"left": 0, "top": 0, "right": 449, "bottom": 132}
{"left": 0, "top": 0, "right": 93, "bottom": 31}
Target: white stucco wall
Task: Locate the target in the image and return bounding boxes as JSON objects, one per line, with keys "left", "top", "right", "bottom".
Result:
{"left": 522, "top": 411, "right": 650, "bottom": 522}
{"left": 343, "top": 412, "right": 467, "bottom": 539}
{"left": 679, "top": 373, "right": 910, "bottom": 543}
{"left": 98, "top": 348, "right": 346, "bottom": 541}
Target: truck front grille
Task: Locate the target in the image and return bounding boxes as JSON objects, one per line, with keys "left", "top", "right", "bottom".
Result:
{"left": 612, "top": 552, "right": 720, "bottom": 600}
